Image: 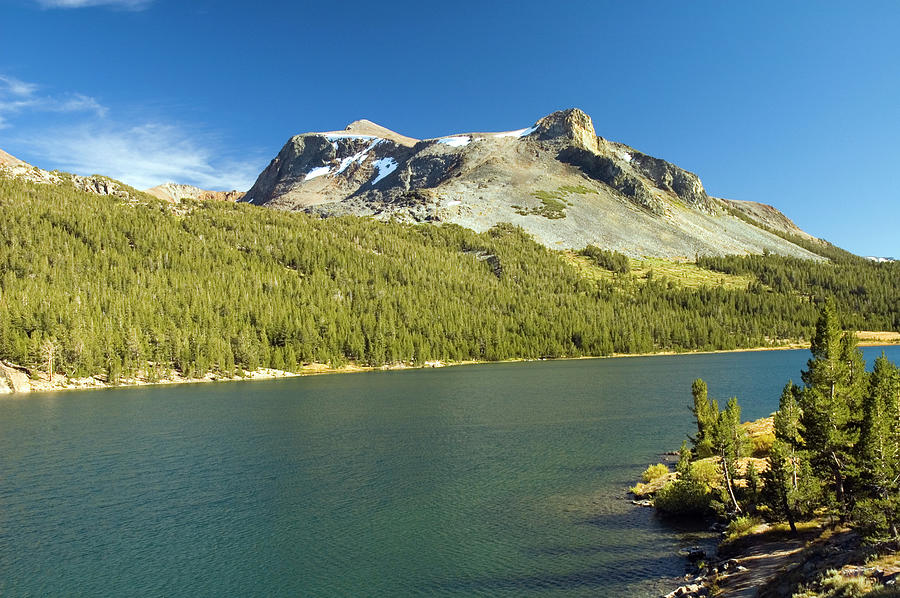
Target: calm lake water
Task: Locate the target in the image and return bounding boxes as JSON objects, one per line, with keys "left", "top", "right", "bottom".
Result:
{"left": 2, "top": 346, "right": 898, "bottom": 597}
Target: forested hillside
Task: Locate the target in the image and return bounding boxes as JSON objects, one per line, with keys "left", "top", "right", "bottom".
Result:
{"left": 0, "top": 177, "right": 897, "bottom": 382}
{"left": 697, "top": 253, "right": 900, "bottom": 330}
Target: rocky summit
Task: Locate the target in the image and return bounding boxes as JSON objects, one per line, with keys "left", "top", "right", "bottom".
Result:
{"left": 241, "top": 108, "right": 821, "bottom": 259}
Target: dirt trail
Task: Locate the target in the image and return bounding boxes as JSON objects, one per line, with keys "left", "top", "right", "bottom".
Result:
{"left": 716, "top": 537, "right": 807, "bottom": 597}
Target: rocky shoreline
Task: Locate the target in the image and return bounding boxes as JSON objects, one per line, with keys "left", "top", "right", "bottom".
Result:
{"left": 631, "top": 453, "right": 900, "bottom": 597}
{"left": 0, "top": 357, "right": 473, "bottom": 397}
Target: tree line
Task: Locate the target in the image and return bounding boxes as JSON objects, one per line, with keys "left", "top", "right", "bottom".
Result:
{"left": 0, "top": 176, "right": 898, "bottom": 383}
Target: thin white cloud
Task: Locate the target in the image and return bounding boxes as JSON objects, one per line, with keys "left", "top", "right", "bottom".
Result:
{"left": 35, "top": 0, "right": 152, "bottom": 9}
{"left": 0, "top": 75, "right": 106, "bottom": 128}
{"left": 26, "top": 123, "right": 260, "bottom": 191}
{"left": 0, "top": 75, "right": 38, "bottom": 97}
{"left": 54, "top": 93, "right": 109, "bottom": 116}
{"left": 2, "top": 73, "right": 260, "bottom": 191}
{"left": 0, "top": 75, "right": 38, "bottom": 127}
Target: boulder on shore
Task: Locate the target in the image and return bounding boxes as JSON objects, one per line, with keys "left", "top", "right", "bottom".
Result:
{"left": 0, "top": 362, "right": 31, "bottom": 394}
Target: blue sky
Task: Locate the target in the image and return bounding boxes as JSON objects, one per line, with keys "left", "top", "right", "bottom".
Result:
{"left": 1, "top": 0, "right": 898, "bottom": 256}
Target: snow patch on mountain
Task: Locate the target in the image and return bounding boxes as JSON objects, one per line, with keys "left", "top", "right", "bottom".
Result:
{"left": 304, "top": 166, "right": 331, "bottom": 180}
{"left": 438, "top": 136, "right": 471, "bottom": 147}
{"left": 865, "top": 256, "right": 896, "bottom": 263}
{"left": 371, "top": 157, "right": 398, "bottom": 185}
{"left": 336, "top": 138, "right": 384, "bottom": 174}
{"left": 493, "top": 126, "right": 537, "bottom": 138}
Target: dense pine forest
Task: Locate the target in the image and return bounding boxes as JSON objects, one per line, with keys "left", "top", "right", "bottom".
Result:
{"left": 0, "top": 177, "right": 898, "bottom": 382}
{"left": 698, "top": 253, "right": 900, "bottom": 331}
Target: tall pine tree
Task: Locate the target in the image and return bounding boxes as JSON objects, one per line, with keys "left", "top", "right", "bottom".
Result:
{"left": 800, "top": 299, "right": 867, "bottom": 512}
{"left": 855, "top": 354, "right": 900, "bottom": 538}
{"left": 713, "top": 397, "right": 747, "bottom": 514}
{"left": 690, "top": 378, "right": 718, "bottom": 458}
{"left": 764, "top": 381, "right": 821, "bottom": 534}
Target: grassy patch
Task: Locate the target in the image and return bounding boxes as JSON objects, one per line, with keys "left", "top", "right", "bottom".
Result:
{"left": 519, "top": 193, "right": 567, "bottom": 219}
{"left": 634, "top": 258, "right": 757, "bottom": 290}
{"left": 559, "top": 253, "right": 757, "bottom": 290}
{"left": 536, "top": 198, "right": 567, "bottom": 219}
{"left": 630, "top": 465, "right": 677, "bottom": 498}
{"left": 793, "top": 568, "right": 878, "bottom": 598}
{"left": 642, "top": 463, "right": 670, "bottom": 483}
{"left": 743, "top": 417, "right": 776, "bottom": 457}
{"left": 532, "top": 189, "right": 564, "bottom": 201}
{"left": 558, "top": 184, "right": 593, "bottom": 195}
{"left": 521, "top": 186, "right": 597, "bottom": 219}
{"left": 856, "top": 331, "right": 900, "bottom": 344}
{"left": 725, "top": 514, "right": 764, "bottom": 542}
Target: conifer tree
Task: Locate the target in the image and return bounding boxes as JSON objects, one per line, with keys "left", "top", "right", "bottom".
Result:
{"left": 741, "top": 461, "right": 762, "bottom": 513}
{"left": 855, "top": 354, "right": 900, "bottom": 538}
{"left": 773, "top": 381, "right": 804, "bottom": 490}
{"left": 713, "top": 397, "right": 747, "bottom": 514}
{"left": 41, "top": 337, "right": 56, "bottom": 382}
{"left": 764, "top": 380, "right": 821, "bottom": 534}
{"left": 763, "top": 441, "right": 799, "bottom": 534}
{"left": 800, "top": 299, "right": 867, "bottom": 511}
{"left": 690, "top": 378, "right": 718, "bottom": 458}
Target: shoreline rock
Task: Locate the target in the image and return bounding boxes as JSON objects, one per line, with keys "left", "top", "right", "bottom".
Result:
{"left": 0, "top": 361, "right": 31, "bottom": 394}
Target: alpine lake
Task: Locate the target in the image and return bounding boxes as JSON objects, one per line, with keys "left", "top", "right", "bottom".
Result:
{"left": 3, "top": 346, "right": 899, "bottom": 597}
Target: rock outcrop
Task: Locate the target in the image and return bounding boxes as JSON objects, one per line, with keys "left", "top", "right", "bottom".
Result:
{"left": 0, "top": 151, "right": 140, "bottom": 200}
{"left": 69, "top": 174, "right": 135, "bottom": 198}
{"left": 0, "top": 362, "right": 31, "bottom": 395}
{"left": 239, "top": 108, "right": 824, "bottom": 259}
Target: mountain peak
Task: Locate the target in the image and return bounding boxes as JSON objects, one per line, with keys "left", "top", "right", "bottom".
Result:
{"left": 534, "top": 108, "right": 597, "bottom": 145}
{"left": 344, "top": 118, "right": 385, "bottom": 132}
{"left": 326, "top": 119, "right": 419, "bottom": 147}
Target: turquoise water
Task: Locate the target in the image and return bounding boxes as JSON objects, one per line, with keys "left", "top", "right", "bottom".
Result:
{"left": 2, "top": 346, "right": 898, "bottom": 597}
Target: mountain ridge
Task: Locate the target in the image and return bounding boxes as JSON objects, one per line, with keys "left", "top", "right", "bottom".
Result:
{"left": 0, "top": 151, "right": 144, "bottom": 200}
{"left": 240, "top": 108, "right": 823, "bottom": 259}
{"left": 144, "top": 182, "right": 244, "bottom": 203}
{"left": 0, "top": 148, "right": 25, "bottom": 167}
{"left": 0, "top": 152, "right": 244, "bottom": 204}
{"left": 0, "top": 109, "right": 835, "bottom": 261}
